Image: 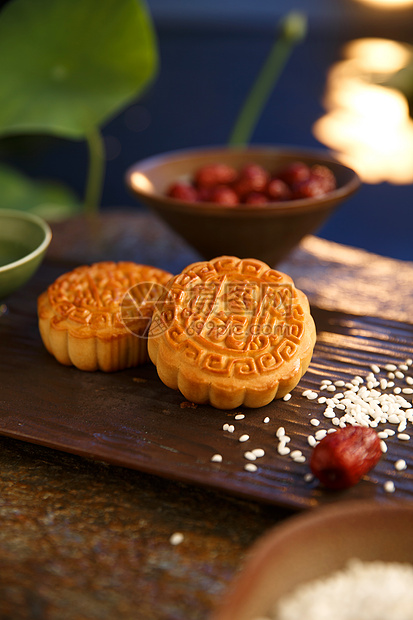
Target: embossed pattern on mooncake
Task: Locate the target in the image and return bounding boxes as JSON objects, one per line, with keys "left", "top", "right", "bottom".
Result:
{"left": 38, "top": 261, "right": 172, "bottom": 372}
{"left": 148, "top": 256, "right": 316, "bottom": 410}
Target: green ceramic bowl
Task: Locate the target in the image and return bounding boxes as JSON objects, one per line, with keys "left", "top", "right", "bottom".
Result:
{"left": 0, "top": 209, "right": 52, "bottom": 299}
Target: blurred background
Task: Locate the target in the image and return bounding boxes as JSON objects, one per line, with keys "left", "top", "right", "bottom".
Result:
{"left": 1, "top": 0, "right": 413, "bottom": 260}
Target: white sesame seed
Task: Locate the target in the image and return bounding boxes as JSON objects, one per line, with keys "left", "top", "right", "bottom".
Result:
{"left": 326, "top": 385, "right": 336, "bottom": 392}
{"left": 335, "top": 380, "right": 346, "bottom": 387}
{"left": 170, "top": 532, "right": 184, "bottom": 545}
{"left": 239, "top": 434, "right": 249, "bottom": 443}
{"left": 252, "top": 448, "right": 265, "bottom": 458}
{"left": 370, "top": 364, "right": 381, "bottom": 374}
{"left": 387, "top": 372, "right": 395, "bottom": 380}
{"left": 244, "top": 451, "right": 256, "bottom": 461}
{"left": 263, "top": 416, "right": 270, "bottom": 423}
{"left": 406, "top": 376, "right": 413, "bottom": 385}
{"left": 294, "top": 455, "right": 306, "bottom": 463}
{"left": 318, "top": 396, "right": 327, "bottom": 404}
{"left": 315, "top": 429, "right": 327, "bottom": 441}
{"left": 395, "top": 459, "right": 407, "bottom": 471}
{"left": 402, "top": 388, "right": 413, "bottom": 394}
{"left": 276, "top": 426, "right": 285, "bottom": 438}
{"left": 302, "top": 389, "right": 312, "bottom": 397}
{"left": 394, "top": 387, "right": 402, "bottom": 394}
{"left": 387, "top": 381, "right": 395, "bottom": 388}
{"left": 385, "top": 364, "right": 397, "bottom": 372}
{"left": 308, "top": 435, "right": 317, "bottom": 447}
{"left": 211, "top": 454, "right": 223, "bottom": 463}
{"left": 290, "top": 450, "right": 303, "bottom": 459}
{"left": 228, "top": 425, "right": 235, "bottom": 433}
{"left": 398, "top": 433, "right": 410, "bottom": 441}
{"left": 384, "top": 480, "right": 395, "bottom": 493}
{"left": 277, "top": 445, "right": 290, "bottom": 456}
{"left": 380, "top": 379, "right": 388, "bottom": 390}
{"left": 283, "top": 393, "right": 292, "bottom": 401}
{"left": 378, "top": 431, "right": 388, "bottom": 439}
{"left": 395, "top": 371, "right": 405, "bottom": 379}
{"left": 306, "top": 391, "right": 318, "bottom": 400}
{"left": 304, "top": 472, "right": 314, "bottom": 482}
{"left": 223, "top": 423, "right": 229, "bottom": 431}
{"left": 244, "top": 463, "right": 257, "bottom": 472}
{"left": 406, "top": 358, "right": 413, "bottom": 366}
{"left": 310, "top": 418, "right": 320, "bottom": 426}
{"left": 380, "top": 440, "right": 387, "bottom": 453}
{"left": 388, "top": 414, "right": 400, "bottom": 424}
{"left": 398, "top": 419, "right": 407, "bottom": 433}
{"left": 323, "top": 407, "right": 335, "bottom": 419}
{"left": 234, "top": 413, "right": 245, "bottom": 420}
{"left": 320, "top": 379, "right": 332, "bottom": 385}
{"left": 399, "top": 364, "right": 409, "bottom": 372}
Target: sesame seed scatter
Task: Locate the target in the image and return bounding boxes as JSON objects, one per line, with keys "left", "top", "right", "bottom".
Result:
{"left": 216, "top": 356, "right": 413, "bottom": 496}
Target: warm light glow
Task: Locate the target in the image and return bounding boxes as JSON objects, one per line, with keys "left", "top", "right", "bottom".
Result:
{"left": 344, "top": 38, "right": 412, "bottom": 73}
{"left": 313, "top": 38, "right": 413, "bottom": 184}
{"left": 354, "top": 0, "right": 413, "bottom": 8}
{"left": 130, "top": 171, "right": 154, "bottom": 193}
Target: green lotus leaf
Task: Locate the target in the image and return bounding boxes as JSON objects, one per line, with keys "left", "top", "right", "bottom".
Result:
{"left": 0, "top": 0, "right": 158, "bottom": 139}
{"left": 0, "top": 164, "right": 81, "bottom": 220}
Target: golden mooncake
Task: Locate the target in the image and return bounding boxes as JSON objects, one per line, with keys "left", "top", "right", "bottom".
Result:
{"left": 38, "top": 261, "right": 172, "bottom": 372}
{"left": 148, "top": 256, "right": 316, "bottom": 409}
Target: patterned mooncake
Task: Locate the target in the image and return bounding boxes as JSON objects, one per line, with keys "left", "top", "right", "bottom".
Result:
{"left": 147, "top": 256, "right": 316, "bottom": 409}
{"left": 38, "top": 261, "right": 172, "bottom": 372}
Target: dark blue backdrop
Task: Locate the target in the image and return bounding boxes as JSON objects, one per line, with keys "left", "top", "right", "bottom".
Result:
{"left": 1, "top": 1, "right": 413, "bottom": 261}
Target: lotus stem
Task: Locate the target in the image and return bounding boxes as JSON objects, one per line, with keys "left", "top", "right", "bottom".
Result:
{"left": 84, "top": 127, "right": 105, "bottom": 217}
{"left": 228, "top": 11, "right": 307, "bottom": 147}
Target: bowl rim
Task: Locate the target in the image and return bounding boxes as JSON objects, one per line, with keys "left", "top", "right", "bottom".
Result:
{"left": 125, "top": 144, "right": 361, "bottom": 215}
{"left": 0, "top": 208, "right": 52, "bottom": 274}
{"left": 213, "top": 499, "right": 413, "bottom": 620}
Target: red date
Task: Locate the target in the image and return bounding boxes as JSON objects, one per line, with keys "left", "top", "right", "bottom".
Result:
{"left": 194, "top": 163, "right": 237, "bottom": 188}
{"left": 310, "top": 426, "right": 382, "bottom": 490}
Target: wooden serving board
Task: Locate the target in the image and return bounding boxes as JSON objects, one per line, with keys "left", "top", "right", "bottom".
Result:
{"left": 1, "top": 261, "right": 413, "bottom": 510}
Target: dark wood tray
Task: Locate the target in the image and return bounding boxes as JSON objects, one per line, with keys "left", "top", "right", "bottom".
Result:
{"left": 1, "top": 261, "right": 413, "bottom": 510}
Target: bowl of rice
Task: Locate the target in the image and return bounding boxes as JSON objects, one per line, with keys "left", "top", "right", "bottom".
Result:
{"left": 213, "top": 500, "right": 413, "bottom": 620}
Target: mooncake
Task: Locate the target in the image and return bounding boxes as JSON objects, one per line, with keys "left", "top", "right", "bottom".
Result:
{"left": 148, "top": 256, "right": 316, "bottom": 409}
{"left": 38, "top": 261, "right": 172, "bottom": 372}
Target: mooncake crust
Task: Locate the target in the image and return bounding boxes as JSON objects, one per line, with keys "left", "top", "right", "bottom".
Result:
{"left": 148, "top": 256, "right": 316, "bottom": 409}
{"left": 38, "top": 261, "right": 172, "bottom": 372}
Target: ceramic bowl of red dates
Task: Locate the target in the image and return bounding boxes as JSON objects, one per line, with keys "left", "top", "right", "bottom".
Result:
{"left": 126, "top": 145, "right": 360, "bottom": 266}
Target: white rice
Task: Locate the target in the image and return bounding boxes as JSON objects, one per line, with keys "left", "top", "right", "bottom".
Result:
{"left": 260, "top": 559, "right": 413, "bottom": 620}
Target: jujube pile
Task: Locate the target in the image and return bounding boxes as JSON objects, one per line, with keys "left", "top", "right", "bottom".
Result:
{"left": 166, "top": 161, "right": 337, "bottom": 205}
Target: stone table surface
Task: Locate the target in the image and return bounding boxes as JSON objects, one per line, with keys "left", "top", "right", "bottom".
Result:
{"left": 1, "top": 210, "right": 413, "bottom": 620}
